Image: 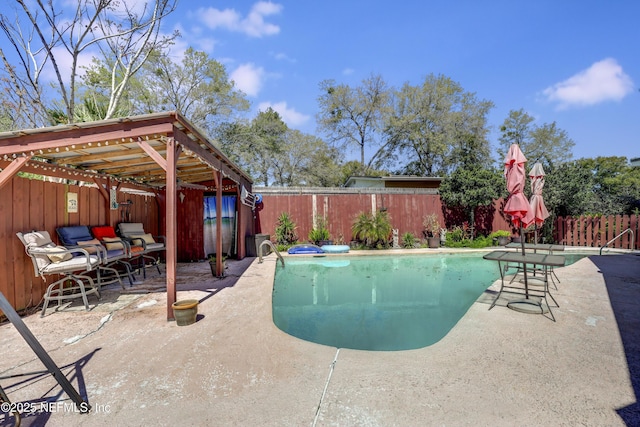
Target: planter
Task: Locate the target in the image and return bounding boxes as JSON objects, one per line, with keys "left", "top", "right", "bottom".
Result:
{"left": 497, "top": 236, "right": 510, "bottom": 246}
{"left": 209, "top": 260, "right": 227, "bottom": 277}
{"left": 172, "top": 299, "right": 199, "bottom": 326}
{"left": 427, "top": 237, "right": 440, "bottom": 248}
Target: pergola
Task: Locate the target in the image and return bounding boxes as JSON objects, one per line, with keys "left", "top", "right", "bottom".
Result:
{"left": 0, "top": 111, "right": 253, "bottom": 320}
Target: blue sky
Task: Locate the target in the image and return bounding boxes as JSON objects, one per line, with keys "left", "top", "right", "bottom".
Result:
{"left": 164, "top": 0, "right": 638, "bottom": 163}
{"left": 2, "top": 1, "right": 638, "bottom": 163}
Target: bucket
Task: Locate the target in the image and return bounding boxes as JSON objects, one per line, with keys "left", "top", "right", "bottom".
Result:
{"left": 172, "top": 299, "right": 199, "bottom": 326}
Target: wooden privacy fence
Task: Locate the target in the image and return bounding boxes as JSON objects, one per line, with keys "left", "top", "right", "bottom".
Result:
{"left": 256, "top": 188, "right": 514, "bottom": 244}
{"left": 554, "top": 215, "right": 639, "bottom": 250}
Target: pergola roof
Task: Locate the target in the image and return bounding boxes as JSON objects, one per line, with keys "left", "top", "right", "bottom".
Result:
{"left": 0, "top": 111, "right": 252, "bottom": 190}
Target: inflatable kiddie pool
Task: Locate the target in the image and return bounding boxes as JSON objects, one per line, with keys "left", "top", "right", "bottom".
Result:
{"left": 320, "top": 244, "right": 350, "bottom": 254}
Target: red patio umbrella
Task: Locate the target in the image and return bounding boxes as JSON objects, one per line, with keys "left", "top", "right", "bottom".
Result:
{"left": 523, "top": 162, "right": 550, "bottom": 243}
{"left": 503, "top": 143, "right": 531, "bottom": 298}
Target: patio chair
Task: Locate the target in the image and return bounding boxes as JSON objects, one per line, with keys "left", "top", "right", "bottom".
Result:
{"left": 55, "top": 226, "right": 126, "bottom": 289}
{"left": 17, "top": 230, "right": 101, "bottom": 317}
{"left": 117, "top": 223, "right": 165, "bottom": 278}
{"left": 91, "top": 225, "right": 144, "bottom": 285}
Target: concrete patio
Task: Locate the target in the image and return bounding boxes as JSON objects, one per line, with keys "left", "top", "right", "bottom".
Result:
{"left": 0, "top": 250, "right": 639, "bottom": 426}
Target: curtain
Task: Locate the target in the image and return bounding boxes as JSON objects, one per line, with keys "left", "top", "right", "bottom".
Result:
{"left": 203, "top": 196, "right": 237, "bottom": 257}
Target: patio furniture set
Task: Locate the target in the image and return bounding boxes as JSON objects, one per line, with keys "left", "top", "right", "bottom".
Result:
{"left": 16, "top": 223, "right": 165, "bottom": 317}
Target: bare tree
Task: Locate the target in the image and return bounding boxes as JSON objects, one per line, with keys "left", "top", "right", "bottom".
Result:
{"left": 316, "top": 74, "right": 391, "bottom": 175}
{"left": 0, "top": 0, "right": 178, "bottom": 127}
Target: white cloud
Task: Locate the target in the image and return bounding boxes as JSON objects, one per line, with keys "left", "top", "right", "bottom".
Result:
{"left": 197, "top": 1, "right": 282, "bottom": 38}
{"left": 258, "top": 101, "right": 310, "bottom": 127}
{"left": 230, "top": 63, "right": 265, "bottom": 96}
{"left": 342, "top": 68, "right": 355, "bottom": 76}
{"left": 542, "top": 58, "right": 634, "bottom": 109}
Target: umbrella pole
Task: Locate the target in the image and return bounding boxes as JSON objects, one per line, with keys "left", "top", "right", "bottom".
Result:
{"left": 520, "top": 224, "right": 529, "bottom": 298}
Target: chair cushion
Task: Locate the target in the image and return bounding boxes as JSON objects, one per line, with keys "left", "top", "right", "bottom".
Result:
{"left": 102, "top": 237, "right": 125, "bottom": 251}
{"left": 21, "top": 231, "right": 56, "bottom": 269}
{"left": 22, "top": 230, "right": 54, "bottom": 248}
{"left": 77, "top": 239, "right": 101, "bottom": 254}
{"left": 41, "top": 254, "right": 100, "bottom": 274}
{"left": 131, "top": 233, "right": 156, "bottom": 245}
{"left": 57, "top": 226, "right": 94, "bottom": 246}
{"left": 91, "top": 226, "right": 118, "bottom": 239}
{"left": 118, "top": 223, "right": 146, "bottom": 238}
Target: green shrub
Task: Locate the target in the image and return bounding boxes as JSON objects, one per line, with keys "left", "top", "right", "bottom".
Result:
{"left": 275, "top": 212, "right": 298, "bottom": 245}
{"left": 402, "top": 232, "right": 417, "bottom": 248}
{"left": 308, "top": 216, "right": 330, "bottom": 244}
{"left": 351, "top": 210, "right": 392, "bottom": 249}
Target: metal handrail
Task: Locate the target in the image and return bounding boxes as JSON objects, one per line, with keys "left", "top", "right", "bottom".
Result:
{"left": 599, "top": 228, "right": 635, "bottom": 255}
{"left": 258, "top": 240, "right": 284, "bottom": 267}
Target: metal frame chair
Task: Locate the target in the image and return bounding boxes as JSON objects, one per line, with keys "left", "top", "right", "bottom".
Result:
{"left": 56, "top": 225, "right": 128, "bottom": 288}
{"left": 17, "top": 230, "right": 101, "bottom": 317}
{"left": 90, "top": 225, "right": 145, "bottom": 285}
{"left": 117, "top": 223, "right": 165, "bottom": 278}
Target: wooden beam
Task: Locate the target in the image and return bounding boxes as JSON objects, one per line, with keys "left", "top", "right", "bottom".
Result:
{"left": 0, "top": 156, "right": 31, "bottom": 190}
{"left": 0, "top": 122, "right": 174, "bottom": 156}
{"left": 137, "top": 138, "right": 167, "bottom": 171}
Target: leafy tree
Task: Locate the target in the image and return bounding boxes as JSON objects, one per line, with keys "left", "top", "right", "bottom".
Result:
{"left": 543, "top": 160, "right": 595, "bottom": 217}
{"left": 439, "top": 165, "right": 503, "bottom": 234}
{"left": 270, "top": 130, "right": 342, "bottom": 187}
{"left": 577, "top": 157, "right": 640, "bottom": 214}
{"left": 384, "top": 74, "right": 494, "bottom": 175}
{"left": 0, "top": 0, "right": 179, "bottom": 127}
{"left": 122, "top": 48, "right": 249, "bottom": 135}
{"left": 317, "top": 74, "right": 391, "bottom": 174}
{"left": 498, "top": 109, "right": 574, "bottom": 170}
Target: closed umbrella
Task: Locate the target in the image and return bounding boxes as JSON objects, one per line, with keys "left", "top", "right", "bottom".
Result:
{"left": 503, "top": 144, "right": 531, "bottom": 298}
{"left": 523, "top": 162, "right": 550, "bottom": 243}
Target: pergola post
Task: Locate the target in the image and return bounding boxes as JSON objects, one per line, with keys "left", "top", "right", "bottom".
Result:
{"left": 214, "top": 170, "right": 223, "bottom": 277}
{"left": 166, "top": 137, "right": 180, "bottom": 320}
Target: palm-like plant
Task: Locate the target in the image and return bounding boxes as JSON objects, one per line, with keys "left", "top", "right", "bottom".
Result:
{"left": 275, "top": 212, "right": 298, "bottom": 245}
{"left": 351, "top": 211, "right": 392, "bottom": 248}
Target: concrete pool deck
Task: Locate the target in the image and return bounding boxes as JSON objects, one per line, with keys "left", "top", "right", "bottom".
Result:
{"left": 1, "top": 249, "right": 639, "bottom": 426}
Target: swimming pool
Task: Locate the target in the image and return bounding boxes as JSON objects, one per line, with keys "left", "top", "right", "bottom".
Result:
{"left": 272, "top": 252, "right": 587, "bottom": 351}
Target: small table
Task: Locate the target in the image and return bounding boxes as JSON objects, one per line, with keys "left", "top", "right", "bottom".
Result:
{"left": 483, "top": 250, "right": 566, "bottom": 321}
{"left": 505, "top": 243, "right": 565, "bottom": 286}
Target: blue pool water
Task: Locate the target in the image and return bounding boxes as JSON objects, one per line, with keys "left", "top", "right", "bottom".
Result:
{"left": 272, "top": 252, "right": 587, "bottom": 351}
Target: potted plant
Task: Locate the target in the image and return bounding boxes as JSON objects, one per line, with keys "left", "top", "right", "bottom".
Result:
{"left": 308, "top": 216, "right": 332, "bottom": 246}
{"left": 489, "top": 230, "right": 511, "bottom": 246}
{"left": 208, "top": 254, "right": 227, "bottom": 277}
{"left": 422, "top": 213, "right": 441, "bottom": 248}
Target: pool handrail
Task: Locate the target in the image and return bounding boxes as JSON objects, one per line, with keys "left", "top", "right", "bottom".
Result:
{"left": 258, "top": 240, "right": 284, "bottom": 267}
{"left": 599, "top": 228, "right": 634, "bottom": 255}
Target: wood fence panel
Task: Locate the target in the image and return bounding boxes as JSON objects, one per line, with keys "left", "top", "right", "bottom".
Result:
{"left": 0, "top": 179, "right": 12, "bottom": 313}
{"left": 631, "top": 215, "right": 639, "bottom": 249}
{"left": 585, "top": 217, "right": 593, "bottom": 247}
{"left": 12, "top": 178, "right": 30, "bottom": 310}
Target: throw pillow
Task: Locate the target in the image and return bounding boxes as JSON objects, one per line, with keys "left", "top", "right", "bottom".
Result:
{"left": 131, "top": 233, "right": 156, "bottom": 244}
{"left": 102, "top": 237, "right": 124, "bottom": 251}
{"left": 43, "top": 246, "right": 73, "bottom": 263}
{"left": 77, "top": 238, "right": 101, "bottom": 254}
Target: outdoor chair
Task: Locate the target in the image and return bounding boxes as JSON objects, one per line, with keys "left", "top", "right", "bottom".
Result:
{"left": 91, "top": 225, "right": 144, "bottom": 285}
{"left": 55, "top": 225, "right": 126, "bottom": 288}
{"left": 17, "top": 230, "right": 101, "bottom": 317}
{"left": 117, "top": 223, "right": 165, "bottom": 278}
